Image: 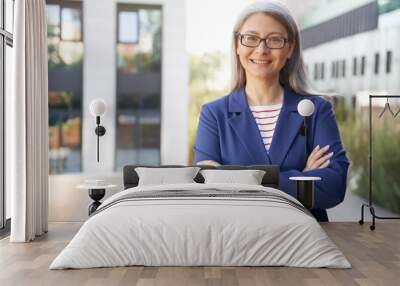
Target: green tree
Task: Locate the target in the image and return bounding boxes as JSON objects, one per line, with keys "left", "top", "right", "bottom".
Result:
{"left": 188, "top": 52, "right": 229, "bottom": 164}
{"left": 339, "top": 106, "right": 400, "bottom": 213}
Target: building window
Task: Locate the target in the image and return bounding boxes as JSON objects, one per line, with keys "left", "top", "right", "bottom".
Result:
{"left": 341, "top": 60, "right": 346, "bottom": 77}
{"left": 60, "top": 6, "right": 82, "bottom": 41}
{"left": 115, "top": 4, "right": 162, "bottom": 170}
{"left": 361, "top": 56, "right": 366, "bottom": 75}
{"left": 351, "top": 95, "right": 357, "bottom": 110}
{"left": 118, "top": 10, "right": 139, "bottom": 44}
{"left": 353, "top": 57, "right": 357, "bottom": 76}
{"left": 313, "top": 63, "right": 318, "bottom": 80}
{"left": 374, "top": 52, "right": 380, "bottom": 74}
{"left": 46, "top": 1, "right": 84, "bottom": 174}
{"left": 386, "top": 50, "right": 392, "bottom": 74}
{"left": 335, "top": 61, "right": 339, "bottom": 78}
{"left": 1, "top": 0, "right": 14, "bottom": 230}
{"left": 320, "top": 62, "right": 325, "bottom": 80}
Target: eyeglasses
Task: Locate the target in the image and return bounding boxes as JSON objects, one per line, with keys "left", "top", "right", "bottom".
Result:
{"left": 238, "top": 34, "right": 288, "bottom": 49}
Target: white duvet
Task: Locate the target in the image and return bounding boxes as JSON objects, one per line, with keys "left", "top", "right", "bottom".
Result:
{"left": 50, "top": 183, "right": 351, "bottom": 269}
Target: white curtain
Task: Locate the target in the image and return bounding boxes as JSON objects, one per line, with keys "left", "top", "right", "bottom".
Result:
{"left": 9, "top": 0, "right": 49, "bottom": 242}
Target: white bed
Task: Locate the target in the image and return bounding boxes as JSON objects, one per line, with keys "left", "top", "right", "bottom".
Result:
{"left": 50, "top": 183, "right": 351, "bottom": 269}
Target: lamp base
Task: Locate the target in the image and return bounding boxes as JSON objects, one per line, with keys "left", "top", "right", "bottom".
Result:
{"left": 296, "top": 181, "right": 314, "bottom": 209}
{"left": 88, "top": 188, "right": 105, "bottom": 215}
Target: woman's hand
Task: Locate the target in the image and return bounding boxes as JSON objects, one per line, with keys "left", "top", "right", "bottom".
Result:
{"left": 303, "top": 145, "right": 333, "bottom": 172}
{"left": 196, "top": 160, "right": 221, "bottom": 166}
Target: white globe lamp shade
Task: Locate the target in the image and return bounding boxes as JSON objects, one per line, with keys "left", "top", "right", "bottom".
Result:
{"left": 297, "top": 99, "right": 315, "bottom": 117}
{"left": 89, "top": 99, "right": 107, "bottom": 117}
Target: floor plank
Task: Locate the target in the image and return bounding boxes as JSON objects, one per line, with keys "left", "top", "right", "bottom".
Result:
{"left": 0, "top": 222, "right": 399, "bottom": 286}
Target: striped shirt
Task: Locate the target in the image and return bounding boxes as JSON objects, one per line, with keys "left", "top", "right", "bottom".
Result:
{"left": 249, "top": 103, "right": 282, "bottom": 152}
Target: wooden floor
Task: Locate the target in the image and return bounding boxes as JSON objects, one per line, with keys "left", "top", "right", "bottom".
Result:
{"left": 0, "top": 222, "right": 399, "bottom": 286}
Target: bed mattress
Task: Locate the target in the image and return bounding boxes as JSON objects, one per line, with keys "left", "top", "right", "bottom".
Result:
{"left": 50, "top": 183, "right": 351, "bottom": 269}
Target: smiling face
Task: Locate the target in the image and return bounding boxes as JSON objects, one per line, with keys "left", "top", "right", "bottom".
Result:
{"left": 236, "top": 12, "right": 294, "bottom": 81}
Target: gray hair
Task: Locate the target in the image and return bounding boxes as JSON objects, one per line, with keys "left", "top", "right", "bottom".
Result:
{"left": 231, "top": 0, "right": 312, "bottom": 95}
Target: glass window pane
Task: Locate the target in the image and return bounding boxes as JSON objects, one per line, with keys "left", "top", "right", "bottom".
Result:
{"left": 5, "top": 44, "right": 12, "bottom": 219}
{"left": 116, "top": 6, "right": 162, "bottom": 170}
{"left": 61, "top": 7, "right": 81, "bottom": 41}
{"left": 47, "top": 5, "right": 60, "bottom": 38}
{"left": 119, "top": 11, "right": 139, "bottom": 43}
{"left": 374, "top": 53, "right": 380, "bottom": 74}
{"left": 117, "top": 10, "right": 161, "bottom": 73}
{"left": 47, "top": 2, "right": 83, "bottom": 174}
{"left": 59, "top": 41, "right": 83, "bottom": 65}
{"left": 5, "top": 0, "right": 13, "bottom": 33}
{"left": 48, "top": 90, "right": 82, "bottom": 173}
{"left": 386, "top": 50, "right": 392, "bottom": 74}
{"left": 48, "top": 37, "right": 61, "bottom": 67}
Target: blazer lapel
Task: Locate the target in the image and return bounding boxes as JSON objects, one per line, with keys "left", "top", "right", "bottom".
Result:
{"left": 227, "top": 88, "right": 270, "bottom": 164}
{"left": 268, "top": 87, "right": 304, "bottom": 166}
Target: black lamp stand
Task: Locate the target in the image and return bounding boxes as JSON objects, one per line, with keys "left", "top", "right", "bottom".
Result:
{"left": 298, "top": 116, "right": 315, "bottom": 209}
{"left": 296, "top": 180, "right": 314, "bottom": 209}
{"left": 299, "top": 116, "right": 309, "bottom": 155}
{"left": 95, "top": 115, "right": 106, "bottom": 162}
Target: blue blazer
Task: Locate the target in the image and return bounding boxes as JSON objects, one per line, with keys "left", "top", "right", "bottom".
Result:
{"left": 193, "top": 87, "right": 350, "bottom": 221}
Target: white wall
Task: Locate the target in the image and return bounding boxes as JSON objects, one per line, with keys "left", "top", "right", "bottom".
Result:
{"left": 161, "top": 0, "right": 189, "bottom": 164}
{"left": 82, "top": 0, "right": 117, "bottom": 173}
{"left": 49, "top": 0, "right": 188, "bottom": 222}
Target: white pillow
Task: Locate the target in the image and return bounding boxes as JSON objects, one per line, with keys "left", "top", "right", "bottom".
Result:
{"left": 135, "top": 167, "right": 201, "bottom": 186}
{"left": 200, "top": 169, "right": 266, "bottom": 185}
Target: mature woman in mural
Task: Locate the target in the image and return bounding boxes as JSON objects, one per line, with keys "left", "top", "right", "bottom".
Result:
{"left": 193, "top": 1, "right": 349, "bottom": 221}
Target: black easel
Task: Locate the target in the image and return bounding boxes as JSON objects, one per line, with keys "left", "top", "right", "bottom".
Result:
{"left": 359, "top": 95, "right": 400, "bottom": 230}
